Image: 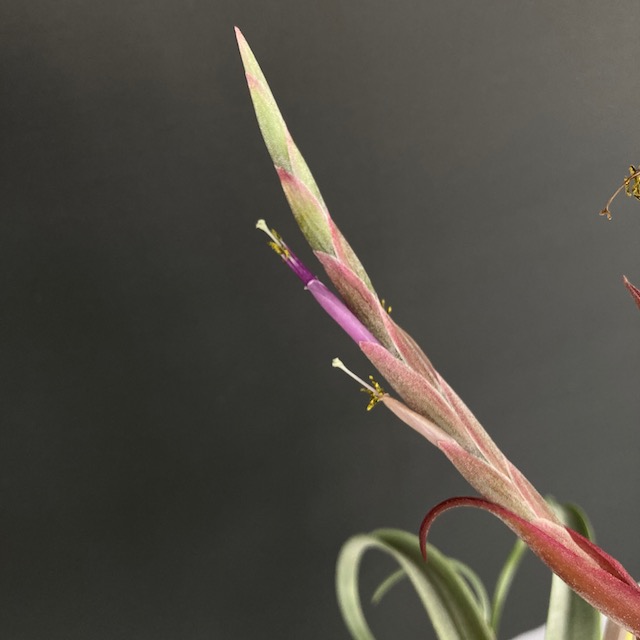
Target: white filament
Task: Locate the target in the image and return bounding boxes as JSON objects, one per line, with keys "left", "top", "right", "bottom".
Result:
{"left": 332, "top": 358, "right": 376, "bottom": 393}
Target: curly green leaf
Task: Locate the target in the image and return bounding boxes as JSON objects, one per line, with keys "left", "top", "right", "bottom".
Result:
{"left": 336, "top": 529, "right": 495, "bottom": 640}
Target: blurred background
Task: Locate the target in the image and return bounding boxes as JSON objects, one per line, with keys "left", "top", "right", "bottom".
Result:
{"left": 2, "top": 1, "right": 640, "bottom": 638}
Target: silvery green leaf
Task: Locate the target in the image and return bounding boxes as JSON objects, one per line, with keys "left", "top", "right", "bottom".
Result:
{"left": 336, "top": 529, "right": 495, "bottom": 640}
{"left": 491, "top": 537, "right": 527, "bottom": 634}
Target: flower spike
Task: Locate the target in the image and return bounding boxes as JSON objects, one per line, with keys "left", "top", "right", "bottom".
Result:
{"left": 241, "top": 29, "right": 640, "bottom": 635}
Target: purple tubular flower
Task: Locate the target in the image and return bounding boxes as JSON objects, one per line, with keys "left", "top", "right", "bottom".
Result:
{"left": 305, "top": 280, "right": 378, "bottom": 344}
{"left": 256, "top": 219, "right": 379, "bottom": 346}
{"left": 275, "top": 244, "right": 314, "bottom": 287}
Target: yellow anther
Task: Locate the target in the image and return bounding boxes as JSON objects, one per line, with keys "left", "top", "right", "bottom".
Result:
{"left": 332, "top": 358, "right": 385, "bottom": 411}
{"left": 625, "top": 165, "right": 640, "bottom": 200}
{"left": 268, "top": 239, "right": 290, "bottom": 260}
{"left": 257, "top": 219, "right": 291, "bottom": 260}
{"left": 361, "top": 375, "right": 385, "bottom": 411}
{"left": 599, "top": 164, "right": 640, "bottom": 219}
{"left": 380, "top": 298, "right": 392, "bottom": 314}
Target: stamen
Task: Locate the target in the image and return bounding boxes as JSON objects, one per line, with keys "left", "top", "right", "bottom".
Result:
{"left": 256, "top": 219, "right": 290, "bottom": 259}
{"left": 600, "top": 165, "right": 640, "bottom": 219}
{"left": 625, "top": 165, "right": 640, "bottom": 199}
{"left": 332, "top": 358, "right": 385, "bottom": 410}
{"left": 332, "top": 358, "right": 374, "bottom": 390}
{"left": 380, "top": 298, "right": 392, "bottom": 314}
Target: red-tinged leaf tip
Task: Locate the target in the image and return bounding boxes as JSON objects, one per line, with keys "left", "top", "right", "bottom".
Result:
{"left": 419, "top": 497, "right": 491, "bottom": 560}
{"left": 418, "top": 497, "right": 640, "bottom": 636}
{"left": 234, "top": 27, "right": 248, "bottom": 51}
{"left": 623, "top": 276, "right": 640, "bottom": 310}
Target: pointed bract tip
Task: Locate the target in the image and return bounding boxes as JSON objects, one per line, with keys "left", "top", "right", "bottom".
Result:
{"left": 622, "top": 275, "right": 640, "bottom": 310}
{"left": 234, "top": 27, "right": 250, "bottom": 60}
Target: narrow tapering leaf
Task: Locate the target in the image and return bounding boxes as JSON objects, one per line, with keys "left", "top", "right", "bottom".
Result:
{"left": 336, "top": 529, "right": 495, "bottom": 640}
{"left": 491, "top": 537, "right": 528, "bottom": 634}
{"left": 449, "top": 560, "right": 492, "bottom": 622}
{"left": 371, "top": 569, "right": 406, "bottom": 606}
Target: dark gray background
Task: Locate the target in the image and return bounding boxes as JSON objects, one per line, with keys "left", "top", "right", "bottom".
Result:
{"left": 2, "top": 1, "right": 639, "bottom": 638}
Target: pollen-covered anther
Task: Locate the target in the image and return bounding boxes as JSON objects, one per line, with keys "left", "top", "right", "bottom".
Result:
{"left": 332, "top": 358, "right": 385, "bottom": 411}
{"left": 256, "top": 219, "right": 291, "bottom": 260}
{"left": 362, "top": 375, "right": 385, "bottom": 411}
{"left": 625, "top": 165, "right": 640, "bottom": 200}
{"left": 380, "top": 298, "right": 392, "bottom": 314}
{"left": 600, "top": 164, "right": 640, "bottom": 218}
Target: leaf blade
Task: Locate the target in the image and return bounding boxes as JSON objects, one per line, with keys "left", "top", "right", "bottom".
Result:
{"left": 490, "top": 537, "right": 528, "bottom": 634}
{"left": 336, "top": 529, "right": 495, "bottom": 640}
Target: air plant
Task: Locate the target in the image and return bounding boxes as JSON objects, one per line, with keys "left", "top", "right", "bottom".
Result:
{"left": 236, "top": 27, "right": 639, "bottom": 639}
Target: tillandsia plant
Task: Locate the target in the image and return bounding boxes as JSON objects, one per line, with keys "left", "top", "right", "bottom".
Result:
{"left": 236, "top": 28, "right": 640, "bottom": 639}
